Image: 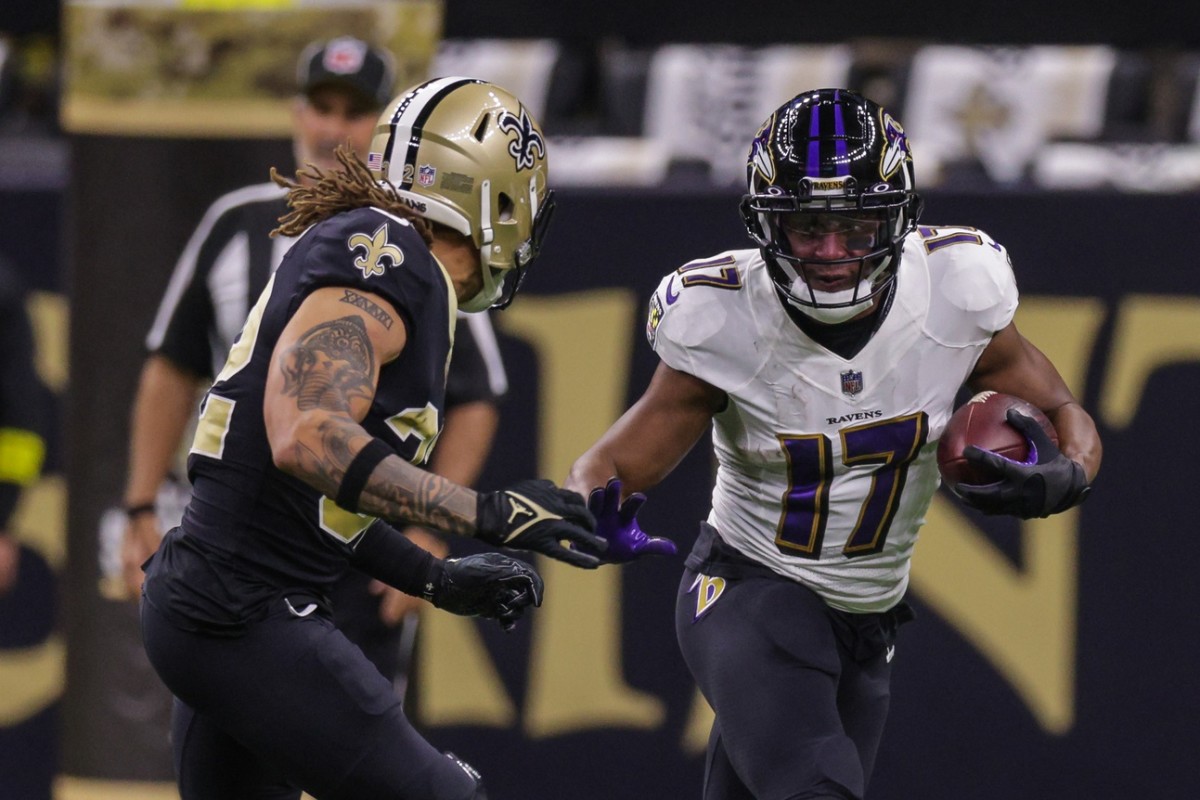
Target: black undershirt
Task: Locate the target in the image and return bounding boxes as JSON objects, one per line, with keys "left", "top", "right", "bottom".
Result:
{"left": 776, "top": 276, "right": 897, "bottom": 360}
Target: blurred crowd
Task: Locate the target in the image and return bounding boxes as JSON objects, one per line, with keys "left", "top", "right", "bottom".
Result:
{"left": 4, "top": 27, "right": 1200, "bottom": 192}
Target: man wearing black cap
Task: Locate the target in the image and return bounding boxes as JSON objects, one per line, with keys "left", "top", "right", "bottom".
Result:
{"left": 292, "top": 35, "right": 396, "bottom": 176}
{"left": 119, "top": 36, "right": 509, "bottom": 689}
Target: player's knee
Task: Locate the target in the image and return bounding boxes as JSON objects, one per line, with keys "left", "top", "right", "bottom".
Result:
{"left": 443, "top": 752, "right": 488, "bottom": 800}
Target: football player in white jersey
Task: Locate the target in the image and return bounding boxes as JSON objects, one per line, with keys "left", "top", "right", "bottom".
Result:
{"left": 567, "top": 89, "right": 1101, "bottom": 799}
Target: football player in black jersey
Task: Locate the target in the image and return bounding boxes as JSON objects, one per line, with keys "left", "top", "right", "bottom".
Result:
{"left": 140, "top": 79, "right": 610, "bottom": 799}
{"left": 119, "top": 36, "right": 508, "bottom": 694}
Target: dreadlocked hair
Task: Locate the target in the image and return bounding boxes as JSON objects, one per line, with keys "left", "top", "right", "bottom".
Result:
{"left": 270, "top": 145, "right": 434, "bottom": 247}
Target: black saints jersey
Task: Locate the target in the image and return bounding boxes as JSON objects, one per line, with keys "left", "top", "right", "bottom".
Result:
{"left": 146, "top": 206, "right": 455, "bottom": 630}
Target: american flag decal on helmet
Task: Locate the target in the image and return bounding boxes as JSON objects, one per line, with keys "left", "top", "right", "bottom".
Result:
{"left": 367, "top": 152, "right": 383, "bottom": 171}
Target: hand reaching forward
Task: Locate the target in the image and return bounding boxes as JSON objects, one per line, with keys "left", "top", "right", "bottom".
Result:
{"left": 588, "top": 478, "right": 677, "bottom": 563}
{"left": 476, "top": 479, "right": 606, "bottom": 568}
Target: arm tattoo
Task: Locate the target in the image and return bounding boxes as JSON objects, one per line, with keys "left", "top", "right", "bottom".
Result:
{"left": 279, "top": 315, "right": 476, "bottom": 535}
{"left": 339, "top": 289, "right": 394, "bottom": 330}
{"left": 362, "top": 465, "right": 477, "bottom": 537}
{"left": 289, "top": 418, "right": 477, "bottom": 537}
{"left": 279, "top": 316, "right": 375, "bottom": 412}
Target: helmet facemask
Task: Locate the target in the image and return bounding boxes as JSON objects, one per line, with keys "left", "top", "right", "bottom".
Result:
{"left": 471, "top": 180, "right": 557, "bottom": 311}
{"left": 745, "top": 188, "right": 921, "bottom": 324}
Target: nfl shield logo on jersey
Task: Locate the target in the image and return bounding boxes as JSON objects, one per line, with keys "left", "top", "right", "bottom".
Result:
{"left": 840, "top": 369, "right": 864, "bottom": 397}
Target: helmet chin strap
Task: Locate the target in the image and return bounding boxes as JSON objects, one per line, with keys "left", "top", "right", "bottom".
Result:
{"left": 460, "top": 267, "right": 504, "bottom": 312}
{"left": 787, "top": 278, "right": 873, "bottom": 321}
{"left": 779, "top": 253, "right": 893, "bottom": 325}
{"left": 460, "top": 179, "right": 502, "bottom": 313}
{"left": 786, "top": 280, "right": 875, "bottom": 324}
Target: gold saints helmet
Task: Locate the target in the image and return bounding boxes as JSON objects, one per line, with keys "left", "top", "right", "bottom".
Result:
{"left": 368, "top": 77, "right": 555, "bottom": 312}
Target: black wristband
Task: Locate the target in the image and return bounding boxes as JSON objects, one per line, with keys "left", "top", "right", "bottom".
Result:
{"left": 124, "top": 502, "right": 157, "bottom": 519}
{"left": 334, "top": 438, "right": 394, "bottom": 512}
{"left": 475, "top": 490, "right": 510, "bottom": 544}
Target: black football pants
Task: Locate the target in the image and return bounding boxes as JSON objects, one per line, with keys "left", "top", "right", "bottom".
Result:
{"left": 141, "top": 594, "right": 480, "bottom": 800}
{"left": 676, "top": 565, "right": 904, "bottom": 800}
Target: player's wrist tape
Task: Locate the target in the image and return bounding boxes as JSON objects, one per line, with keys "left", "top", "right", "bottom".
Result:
{"left": 334, "top": 438, "right": 394, "bottom": 512}
{"left": 124, "top": 501, "right": 157, "bottom": 519}
{"left": 349, "top": 521, "right": 442, "bottom": 599}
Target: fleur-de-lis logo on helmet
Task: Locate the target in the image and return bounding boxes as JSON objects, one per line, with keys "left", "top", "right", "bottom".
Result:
{"left": 497, "top": 107, "right": 546, "bottom": 171}
{"left": 347, "top": 223, "right": 404, "bottom": 278}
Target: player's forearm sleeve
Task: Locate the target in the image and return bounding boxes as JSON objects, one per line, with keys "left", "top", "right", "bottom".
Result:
{"left": 348, "top": 520, "right": 443, "bottom": 598}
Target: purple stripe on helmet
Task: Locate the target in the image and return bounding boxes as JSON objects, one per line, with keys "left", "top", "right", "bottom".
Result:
{"left": 833, "top": 89, "right": 849, "bottom": 176}
{"left": 807, "top": 101, "right": 822, "bottom": 177}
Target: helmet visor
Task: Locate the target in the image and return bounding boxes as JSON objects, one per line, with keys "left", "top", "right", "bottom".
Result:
{"left": 779, "top": 209, "right": 888, "bottom": 254}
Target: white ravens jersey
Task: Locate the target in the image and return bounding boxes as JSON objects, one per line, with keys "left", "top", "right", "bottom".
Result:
{"left": 647, "top": 225, "right": 1018, "bottom": 613}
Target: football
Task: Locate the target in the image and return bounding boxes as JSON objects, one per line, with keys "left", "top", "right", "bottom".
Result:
{"left": 937, "top": 391, "right": 1058, "bottom": 486}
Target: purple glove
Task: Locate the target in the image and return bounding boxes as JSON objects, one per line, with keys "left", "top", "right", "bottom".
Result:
{"left": 587, "top": 477, "right": 677, "bottom": 563}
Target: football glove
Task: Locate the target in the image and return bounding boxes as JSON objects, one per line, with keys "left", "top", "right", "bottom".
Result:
{"left": 954, "top": 408, "right": 1091, "bottom": 519}
{"left": 476, "top": 479, "right": 606, "bottom": 568}
{"left": 427, "top": 552, "right": 543, "bottom": 632}
{"left": 587, "top": 477, "right": 677, "bottom": 563}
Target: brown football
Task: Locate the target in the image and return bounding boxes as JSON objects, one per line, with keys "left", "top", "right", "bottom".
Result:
{"left": 937, "top": 391, "right": 1058, "bottom": 486}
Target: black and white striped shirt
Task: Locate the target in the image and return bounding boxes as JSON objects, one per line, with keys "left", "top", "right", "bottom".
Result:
{"left": 147, "top": 181, "right": 507, "bottom": 404}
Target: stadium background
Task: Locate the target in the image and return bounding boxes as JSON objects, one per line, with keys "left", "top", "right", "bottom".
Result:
{"left": 1, "top": 1, "right": 1197, "bottom": 798}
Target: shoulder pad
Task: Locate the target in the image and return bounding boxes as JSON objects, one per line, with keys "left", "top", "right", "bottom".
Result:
{"left": 647, "top": 250, "right": 766, "bottom": 389}
{"left": 913, "top": 226, "right": 1018, "bottom": 345}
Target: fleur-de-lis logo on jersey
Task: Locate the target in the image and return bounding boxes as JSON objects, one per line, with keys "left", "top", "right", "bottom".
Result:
{"left": 347, "top": 223, "right": 404, "bottom": 278}
{"left": 497, "top": 108, "right": 546, "bottom": 171}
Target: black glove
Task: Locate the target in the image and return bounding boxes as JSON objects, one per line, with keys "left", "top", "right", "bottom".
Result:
{"left": 954, "top": 408, "right": 1091, "bottom": 519}
{"left": 427, "top": 552, "right": 544, "bottom": 631}
{"left": 476, "top": 479, "right": 606, "bottom": 568}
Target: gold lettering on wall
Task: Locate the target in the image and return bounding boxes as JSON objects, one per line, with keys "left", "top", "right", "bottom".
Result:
{"left": 417, "top": 613, "right": 516, "bottom": 728}
{"left": 1101, "top": 294, "right": 1200, "bottom": 429}
{"left": 681, "top": 688, "right": 715, "bottom": 756}
{"left": 27, "top": 291, "right": 68, "bottom": 392}
{"left": 0, "top": 636, "right": 65, "bottom": 725}
{"left": 912, "top": 503, "right": 1079, "bottom": 732}
{"left": 910, "top": 297, "right": 1103, "bottom": 733}
{"left": 501, "top": 290, "right": 666, "bottom": 736}
{"left": 0, "top": 295, "right": 68, "bottom": 728}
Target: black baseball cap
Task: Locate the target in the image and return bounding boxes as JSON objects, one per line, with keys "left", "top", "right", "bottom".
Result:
{"left": 296, "top": 36, "right": 396, "bottom": 109}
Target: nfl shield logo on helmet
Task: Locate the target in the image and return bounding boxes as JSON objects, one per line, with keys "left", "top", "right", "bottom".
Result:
{"left": 418, "top": 164, "right": 437, "bottom": 187}
{"left": 840, "top": 370, "right": 864, "bottom": 397}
